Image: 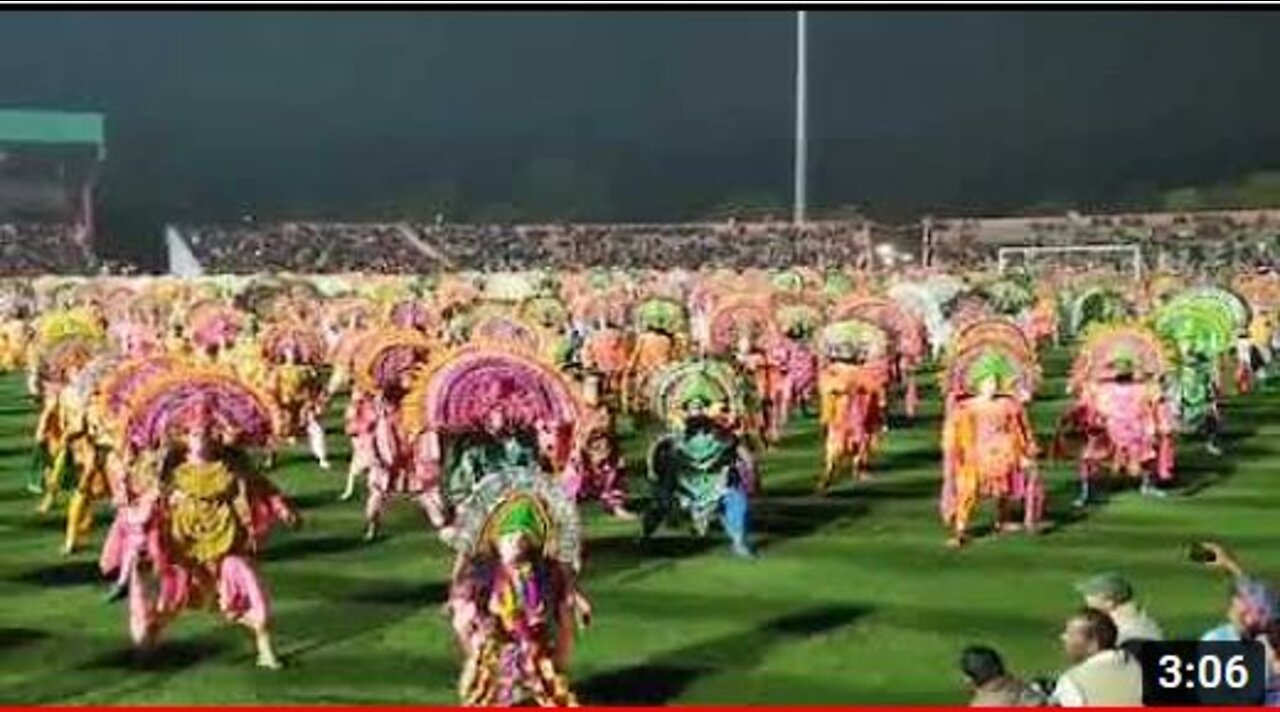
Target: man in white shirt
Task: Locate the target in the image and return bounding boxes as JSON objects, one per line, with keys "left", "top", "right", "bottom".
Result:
{"left": 1076, "top": 572, "right": 1165, "bottom": 649}
{"left": 1051, "top": 608, "right": 1144, "bottom": 707}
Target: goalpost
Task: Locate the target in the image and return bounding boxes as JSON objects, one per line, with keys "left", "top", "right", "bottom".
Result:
{"left": 997, "top": 244, "right": 1143, "bottom": 279}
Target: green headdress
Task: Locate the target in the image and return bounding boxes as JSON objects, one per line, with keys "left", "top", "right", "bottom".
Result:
{"left": 649, "top": 359, "right": 746, "bottom": 423}
{"left": 635, "top": 298, "right": 687, "bottom": 334}
{"left": 968, "top": 349, "right": 1017, "bottom": 389}
{"left": 495, "top": 498, "right": 547, "bottom": 542}
{"left": 819, "top": 319, "right": 889, "bottom": 360}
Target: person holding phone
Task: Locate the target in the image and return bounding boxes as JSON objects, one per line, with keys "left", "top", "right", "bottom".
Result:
{"left": 1192, "top": 541, "right": 1280, "bottom": 705}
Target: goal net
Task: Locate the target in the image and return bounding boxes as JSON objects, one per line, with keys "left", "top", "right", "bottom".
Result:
{"left": 997, "top": 244, "right": 1143, "bottom": 279}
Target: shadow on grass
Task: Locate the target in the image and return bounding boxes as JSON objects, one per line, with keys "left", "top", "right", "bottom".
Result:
{"left": 0, "top": 626, "right": 48, "bottom": 651}
{"left": 11, "top": 560, "right": 101, "bottom": 588}
{"left": 260, "top": 534, "right": 367, "bottom": 563}
{"left": 82, "top": 638, "right": 227, "bottom": 672}
{"left": 578, "top": 604, "right": 872, "bottom": 704}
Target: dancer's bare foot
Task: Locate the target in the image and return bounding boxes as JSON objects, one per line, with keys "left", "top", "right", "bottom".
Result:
{"left": 256, "top": 650, "right": 283, "bottom": 670}
{"left": 362, "top": 523, "right": 379, "bottom": 542}
{"left": 609, "top": 507, "right": 639, "bottom": 522}
{"left": 945, "top": 535, "right": 967, "bottom": 549}
{"left": 998, "top": 522, "right": 1024, "bottom": 534}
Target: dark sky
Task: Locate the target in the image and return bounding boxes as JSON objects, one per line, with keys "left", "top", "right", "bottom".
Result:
{"left": 3, "top": 9, "right": 1280, "bottom": 236}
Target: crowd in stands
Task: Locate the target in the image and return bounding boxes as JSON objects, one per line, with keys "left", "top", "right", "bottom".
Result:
{"left": 182, "top": 222, "right": 441, "bottom": 274}
{"left": 179, "top": 219, "right": 878, "bottom": 273}
{"left": 0, "top": 222, "right": 94, "bottom": 276}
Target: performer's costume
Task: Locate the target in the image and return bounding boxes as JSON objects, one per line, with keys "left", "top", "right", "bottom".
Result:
{"left": 706, "top": 294, "right": 782, "bottom": 444}
{"left": 28, "top": 309, "right": 107, "bottom": 520}
{"left": 349, "top": 329, "right": 438, "bottom": 540}
{"left": 259, "top": 322, "right": 331, "bottom": 470}
{"left": 403, "top": 342, "right": 596, "bottom": 530}
{"left": 831, "top": 296, "right": 927, "bottom": 420}
{"left": 939, "top": 331, "right": 1043, "bottom": 548}
{"left": 1062, "top": 325, "right": 1175, "bottom": 504}
{"left": 106, "top": 368, "right": 296, "bottom": 668}
{"left": 642, "top": 360, "right": 756, "bottom": 557}
{"left": 1154, "top": 288, "right": 1246, "bottom": 455}
{"left": 623, "top": 298, "right": 686, "bottom": 416}
{"left": 773, "top": 303, "right": 821, "bottom": 421}
{"left": 816, "top": 319, "right": 891, "bottom": 493}
{"left": 447, "top": 470, "right": 587, "bottom": 706}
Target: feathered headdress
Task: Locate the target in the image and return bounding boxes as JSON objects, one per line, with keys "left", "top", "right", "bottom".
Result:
{"left": 648, "top": 359, "right": 747, "bottom": 424}
{"left": 122, "top": 367, "right": 278, "bottom": 451}
{"left": 1071, "top": 323, "right": 1170, "bottom": 385}
{"left": 451, "top": 468, "right": 581, "bottom": 569}
{"left": 353, "top": 328, "right": 434, "bottom": 394}
{"left": 819, "top": 318, "right": 890, "bottom": 361}
{"left": 706, "top": 295, "right": 778, "bottom": 355}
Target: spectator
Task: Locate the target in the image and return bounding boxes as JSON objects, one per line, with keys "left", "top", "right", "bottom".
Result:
{"left": 959, "top": 645, "right": 1046, "bottom": 707}
{"left": 1194, "top": 541, "right": 1279, "bottom": 705}
{"left": 1075, "top": 573, "right": 1164, "bottom": 649}
{"left": 1051, "top": 608, "right": 1144, "bottom": 707}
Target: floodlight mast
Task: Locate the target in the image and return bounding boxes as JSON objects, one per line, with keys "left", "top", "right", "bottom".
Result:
{"left": 793, "top": 10, "right": 808, "bottom": 225}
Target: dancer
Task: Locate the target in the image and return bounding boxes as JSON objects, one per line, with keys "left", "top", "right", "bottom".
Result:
{"left": 107, "top": 368, "right": 297, "bottom": 669}
{"left": 404, "top": 342, "right": 591, "bottom": 530}
{"left": 643, "top": 360, "right": 756, "bottom": 558}
{"left": 940, "top": 347, "right": 1043, "bottom": 548}
{"left": 1065, "top": 325, "right": 1175, "bottom": 505}
{"left": 447, "top": 469, "right": 588, "bottom": 706}
{"left": 816, "top": 319, "right": 890, "bottom": 493}
{"left": 349, "top": 329, "right": 439, "bottom": 541}
{"left": 259, "top": 322, "right": 331, "bottom": 470}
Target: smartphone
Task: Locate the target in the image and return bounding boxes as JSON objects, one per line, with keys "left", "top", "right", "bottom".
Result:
{"left": 1187, "top": 541, "right": 1216, "bottom": 564}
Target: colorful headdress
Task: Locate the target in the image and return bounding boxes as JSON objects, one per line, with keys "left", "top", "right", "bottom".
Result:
{"left": 520, "top": 296, "right": 570, "bottom": 329}
{"left": 776, "top": 303, "right": 823, "bottom": 339}
{"left": 635, "top": 297, "right": 687, "bottom": 335}
{"left": 706, "top": 295, "right": 778, "bottom": 355}
{"left": 944, "top": 344, "right": 1037, "bottom": 398}
{"left": 451, "top": 468, "right": 581, "bottom": 569}
{"left": 61, "top": 353, "right": 122, "bottom": 420}
{"left": 35, "top": 336, "right": 102, "bottom": 387}
{"left": 648, "top": 359, "right": 748, "bottom": 423}
{"left": 123, "top": 367, "right": 277, "bottom": 451}
{"left": 387, "top": 299, "right": 439, "bottom": 333}
{"left": 950, "top": 317, "right": 1035, "bottom": 362}
{"left": 887, "top": 280, "right": 951, "bottom": 353}
{"left": 188, "top": 302, "right": 246, "bottom": 351}
{"left": 1071, "top": 323, "right": 1170, "bottom": 385}
{"left": 352, "top": 329, "right": 435, "bottom": 394}
{"left": 403, "top": 344, "right": 586, "bottom": 441}
{"left": 831, "top": 296, "right": 926, "bottom": 364}
{"left": 95, "top": 354, "right": 181, "bottom": 435}
{"left": 771, "top": 270, "right": 807, "bottom": 294}
{"left": 34, "top": 307, "right": 106, "bottom": 351}
{"left": 979, "top": 275, "right": 1036, "bottom": 315}
{"left": 259, "top": 322, "right": 325, "bottom": 366}
{"left": 1068, "top": 286, "right": 1132, "bottom": 336}
{"left": 1153, "top": 298, "right": 1236, "bottom": 359}
{"left": 468, "top": 313, "right": 546, "bottom": 356}
{"left": 819, "top": 318, "right": 890, "bottom": 361}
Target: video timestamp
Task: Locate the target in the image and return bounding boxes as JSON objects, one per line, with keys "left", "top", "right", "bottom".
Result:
{"left": 1135, "top": 640, "right": 1267, "bottom": 706}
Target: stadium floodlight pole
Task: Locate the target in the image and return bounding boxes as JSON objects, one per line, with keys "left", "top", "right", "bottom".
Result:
{"left": 793, "top": 10, "right": 808, "bottom": 225}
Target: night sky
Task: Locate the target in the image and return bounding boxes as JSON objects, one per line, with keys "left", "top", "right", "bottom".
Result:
{"left": 3, "top": 9, "right": 1280, "bottom": 246}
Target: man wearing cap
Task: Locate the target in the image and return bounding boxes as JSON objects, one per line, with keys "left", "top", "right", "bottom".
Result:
{"left": 1077, "top": 573, "right": 1165, "bottom": 649}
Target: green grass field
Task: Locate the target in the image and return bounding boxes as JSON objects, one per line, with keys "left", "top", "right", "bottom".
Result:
{"left": 1, "top": 350, "right": 1277, "bottom": 705}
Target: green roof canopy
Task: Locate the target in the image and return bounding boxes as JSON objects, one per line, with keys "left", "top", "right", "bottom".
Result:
{"left": 0, "top": 109, "right": 105, "bottom": 158}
